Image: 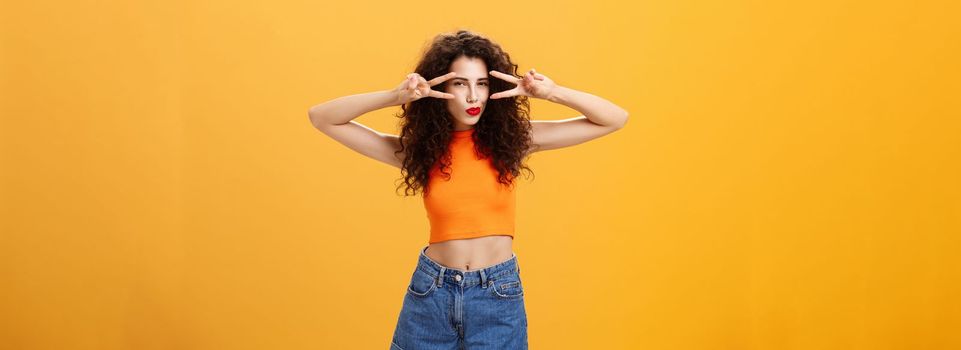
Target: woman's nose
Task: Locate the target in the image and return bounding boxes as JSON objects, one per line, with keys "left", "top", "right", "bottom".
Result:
{"left": 468, "top": 86, "right": 477, "bottom": 102}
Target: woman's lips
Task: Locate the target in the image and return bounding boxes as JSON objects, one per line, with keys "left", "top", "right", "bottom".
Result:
{"left": 466, "top": 107, "right": 481, "bottom": 116}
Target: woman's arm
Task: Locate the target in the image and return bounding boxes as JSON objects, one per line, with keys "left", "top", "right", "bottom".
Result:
{"left": 307, "top": 72, "right": 456, "bottom": 168}
{"left": 308, "top": 72, "right": 455, "bottom": 128}
{"left": 490, "top": 69, "right": 629, "bottom": 154}
{"left": 546, "top": 85, "right": 629, "bottom": 128}
{"left": 308, "top": 90, "right": 400, "bottom": 128}
{"left": 307, "top": 90, "right": 407, "bottom": 169}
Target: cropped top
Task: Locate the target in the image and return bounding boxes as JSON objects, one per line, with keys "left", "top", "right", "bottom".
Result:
{"left": 423, "top": 128, "right": 516, "bottom": 244}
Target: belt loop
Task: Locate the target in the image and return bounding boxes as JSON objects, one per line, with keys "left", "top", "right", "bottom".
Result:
{"left": 437, "top": 266, "right": 446, "bottom": 287}
{"left": 479, "top": 269, "right": 488, "bottom": 288}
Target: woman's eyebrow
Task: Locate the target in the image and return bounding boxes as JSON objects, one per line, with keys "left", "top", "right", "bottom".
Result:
{"left": 451, "top": 77, "right": 489, "bottom": 81}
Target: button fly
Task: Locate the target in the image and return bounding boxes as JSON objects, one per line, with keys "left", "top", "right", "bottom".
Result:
{"left": 454, "top": 274, "right": 462, "bottom": 281}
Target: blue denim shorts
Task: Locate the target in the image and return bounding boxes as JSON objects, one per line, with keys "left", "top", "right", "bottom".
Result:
{"left": 390, "top": 245, "right": 528, "bottom": 350}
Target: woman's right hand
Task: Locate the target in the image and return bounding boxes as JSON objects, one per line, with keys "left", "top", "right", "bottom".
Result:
{"left": 393, "top": 72, "right": 457, "bottom": 105}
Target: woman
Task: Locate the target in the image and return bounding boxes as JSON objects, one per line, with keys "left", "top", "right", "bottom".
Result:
{"left": 308, "top": 30, "right": 628, "bottom": 350}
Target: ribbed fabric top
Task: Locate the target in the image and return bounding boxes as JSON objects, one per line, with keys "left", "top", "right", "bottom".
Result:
{"left": 423, "top": 128, "right": 516, "bottom": 244}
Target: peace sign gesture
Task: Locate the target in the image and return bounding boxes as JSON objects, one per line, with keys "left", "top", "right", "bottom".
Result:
{"left": 394, "top": 72, "right": 457, "bottom": 105}
{"left": 489, "top": 68, "right": 557, "bottom": 100}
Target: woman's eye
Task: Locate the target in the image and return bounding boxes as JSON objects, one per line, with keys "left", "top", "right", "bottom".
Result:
{"left": 453, "top": 82, "right": 487, "bottom": 86}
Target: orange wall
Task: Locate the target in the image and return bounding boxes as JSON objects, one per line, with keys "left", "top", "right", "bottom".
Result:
{"left": 1, "top": 0, "right": 959, "bottom": 349}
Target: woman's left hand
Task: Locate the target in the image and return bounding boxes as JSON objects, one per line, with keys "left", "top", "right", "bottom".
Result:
{"left": 489, "top": 68, "right": 557, "bottom": 100}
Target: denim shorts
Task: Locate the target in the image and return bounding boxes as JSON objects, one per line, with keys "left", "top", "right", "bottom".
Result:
{"left": 390, "top": 245, "right": 528, "bottom": 350}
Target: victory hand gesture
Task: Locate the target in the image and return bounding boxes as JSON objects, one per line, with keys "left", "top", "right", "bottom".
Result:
{"left": 489, "top": 68, "right": 557, "bottom": 100}
{"left": 394, "top": 72, "right": 456, "bottom": 105}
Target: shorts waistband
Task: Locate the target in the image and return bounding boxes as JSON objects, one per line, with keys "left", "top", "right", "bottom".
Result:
{"left": 416, "top": 245, "right": 520, "bottom": 288}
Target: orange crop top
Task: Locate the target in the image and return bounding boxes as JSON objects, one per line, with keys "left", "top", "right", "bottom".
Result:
{"left": 423, "top": 128, "right": 516, "bottom": 244}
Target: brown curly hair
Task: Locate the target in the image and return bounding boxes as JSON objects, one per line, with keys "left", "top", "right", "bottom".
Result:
{"left": 393, "top": 29, "right": 535, "bottom": 197}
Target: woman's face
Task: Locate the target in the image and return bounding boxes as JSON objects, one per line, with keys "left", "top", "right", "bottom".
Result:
{"left": 444, "top": 56, "right": 489, "bottom": 131}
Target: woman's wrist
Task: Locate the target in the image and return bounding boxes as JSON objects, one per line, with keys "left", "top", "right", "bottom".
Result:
{"left": 384, "top": 88, "right": 405, "bottom": 107}
{"left": 546, "top": 85, "right": 571, "bottom": 104}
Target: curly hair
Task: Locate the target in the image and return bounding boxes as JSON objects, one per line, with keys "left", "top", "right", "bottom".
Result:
{"left": 393, "top": 29, "right": 535, "bottom": 197}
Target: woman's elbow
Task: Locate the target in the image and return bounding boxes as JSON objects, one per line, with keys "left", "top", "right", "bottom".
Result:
{"left": 616, "top": 109, "right": 629, "bottom": 129}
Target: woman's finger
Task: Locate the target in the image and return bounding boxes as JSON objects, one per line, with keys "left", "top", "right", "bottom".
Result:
{"left": 489, "top": 70, "right": 521, "bottom": 84}
{"left": 429, "top": 90, "right": 455, "bottom": 99}
{"left": 415, "top": 74, "right": 426, "bottom": 87}
{"left": 413, "top": 77, "right": 425, "bottom": 99}
{"left": 429, "top": 72, "right": 457, "bottom": 86}
{"left": 521, "top": 73, "right": 532, "bottom": 87}
{"left": 490, "top": 87, "right": 520, "bottom": 99}
{"left": 521, "top": 71, "right": 535, "bottom": 85}
{"left": 530, "top": 68, "right": 546, "bottom": 81}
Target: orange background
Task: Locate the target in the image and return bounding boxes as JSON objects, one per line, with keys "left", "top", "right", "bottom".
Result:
{"left": 2, "top": 0, "right": 959, "bottom": 349}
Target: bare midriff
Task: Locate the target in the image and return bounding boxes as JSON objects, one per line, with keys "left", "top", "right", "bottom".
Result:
{"left": 425, "top": 235, "right": 514, "bottom": 271}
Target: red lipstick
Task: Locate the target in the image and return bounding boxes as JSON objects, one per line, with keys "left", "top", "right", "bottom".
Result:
{"left": 466, "top": 107, "right": 481, "bottom": 116}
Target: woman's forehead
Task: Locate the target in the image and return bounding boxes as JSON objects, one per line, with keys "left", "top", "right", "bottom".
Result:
{"left": 449, "top": 56, "right": 488, "bottom": 76}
